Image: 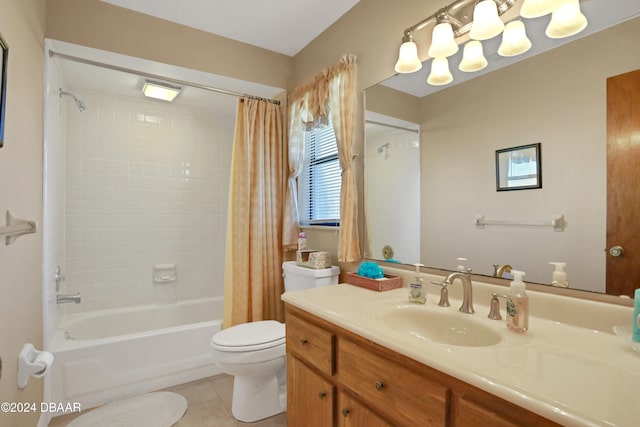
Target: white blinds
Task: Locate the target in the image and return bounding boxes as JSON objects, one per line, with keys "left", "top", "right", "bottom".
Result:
{"left": 299, "top": 122, "right": 341, "bottom": 226}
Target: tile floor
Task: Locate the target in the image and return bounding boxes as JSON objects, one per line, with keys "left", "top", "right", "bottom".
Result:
{"left": 48, "top": 374, "right": 287, "bottom": 427}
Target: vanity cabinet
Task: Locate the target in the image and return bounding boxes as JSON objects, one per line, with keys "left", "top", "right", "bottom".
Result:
{"left": 285, "top": 304, "right": 560, "bottom": 427}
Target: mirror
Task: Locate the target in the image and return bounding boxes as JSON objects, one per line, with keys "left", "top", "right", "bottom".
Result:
{"left": 364, "top": 7, "right": 640, "bottom": 295}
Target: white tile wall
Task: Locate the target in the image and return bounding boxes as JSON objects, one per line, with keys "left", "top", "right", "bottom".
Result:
{"left": 61, "top": 89, "right": 234, "bottom": 314}
{"left": 365, "top": 129, "right": 421, "bottom": 264}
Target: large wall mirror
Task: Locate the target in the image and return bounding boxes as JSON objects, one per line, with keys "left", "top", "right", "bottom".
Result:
{"left": 364, "top": 2, "right": 640, "bottom": 297}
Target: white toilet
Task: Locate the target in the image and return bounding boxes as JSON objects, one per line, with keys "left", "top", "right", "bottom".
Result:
{"left": 210, "top": 261, "right": 340, "bottom": 422}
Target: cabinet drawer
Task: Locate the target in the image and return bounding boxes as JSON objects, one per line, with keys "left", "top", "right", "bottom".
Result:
{"left": 338, "top": 338, "right": 448, "bottom": 427}
{"left": 286, "top": 313, "right": 335, "bottom": 376}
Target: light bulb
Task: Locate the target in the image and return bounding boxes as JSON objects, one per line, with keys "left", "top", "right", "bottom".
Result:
{"left": 498, "top": 21, "right": 532, "bottom": 57}
{"left": 427, "top": 57, "right": 453, "bottom": 86}
{"left": 469, "top": 0, "right": 505, "bottom": 41}
{"left": 546, "top": 0, "right": 588, "bottom": 39}
{"left": 428, "top": 22, "right": 459, "bottom": 58}
{"left": 394, "top": 35, "right": 422, "bottom": 73}
{"left": 459, "top": 41, "right": 488, "bottom": 72}
{"left": 520, "top": 0, "right": 563, "bottom": 19}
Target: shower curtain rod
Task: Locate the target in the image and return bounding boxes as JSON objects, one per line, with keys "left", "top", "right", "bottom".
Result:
{"left": 365, "top": 120, "right": 419, "bottom": 134}
{"left": 48, "top": 50, "right": 281, "bottom": 105}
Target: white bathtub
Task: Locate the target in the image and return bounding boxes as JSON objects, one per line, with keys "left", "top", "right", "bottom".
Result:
{"left": 50, "top": 297, "right": 224, "bottom": 412}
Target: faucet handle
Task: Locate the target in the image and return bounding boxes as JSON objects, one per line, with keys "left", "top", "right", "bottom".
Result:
{"left": 431, "top": 281, "right": 451, "bottom": 307}
{"left": 488, "top": 292, "right": 508, "bottom": 320}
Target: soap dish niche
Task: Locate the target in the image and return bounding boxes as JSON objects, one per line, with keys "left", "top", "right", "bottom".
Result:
{"left": 154, "top": 263, "right": 176, "bottom": 283}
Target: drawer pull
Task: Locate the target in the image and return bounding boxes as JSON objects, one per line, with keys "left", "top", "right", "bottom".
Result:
{"left": 342, "top": 408, "right": 350, "bottom": 417}
{"left": 300, "top": 338, "right": 308, "bottom": 345}
{"left": 318, "top": 391, "right": 327, "bottom": 399}
{"left": 375, "top": 381, "right": 384, "bottom": 391}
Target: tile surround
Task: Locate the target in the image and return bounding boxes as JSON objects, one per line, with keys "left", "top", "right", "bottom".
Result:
{"left": 60, "top": 89, "right": 234, "bottom": 313}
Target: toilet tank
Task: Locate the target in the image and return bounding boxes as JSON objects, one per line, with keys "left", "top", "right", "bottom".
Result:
{"left": 282, "top": 261, "right": 340, "bottom": 292}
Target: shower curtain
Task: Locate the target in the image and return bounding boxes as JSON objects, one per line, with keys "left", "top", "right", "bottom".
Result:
{"left": 223, "top": 98, "right": 286, "bottom": 326}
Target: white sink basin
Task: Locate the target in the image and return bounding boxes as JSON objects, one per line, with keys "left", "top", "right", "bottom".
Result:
{"left": 377, "top": 304, "right": 502, "bottom": 347}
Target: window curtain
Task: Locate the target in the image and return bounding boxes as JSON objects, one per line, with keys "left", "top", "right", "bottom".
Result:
{"left": 282, "top": 100, "right": 304, "bottom": 249}
{"left": 286, "top": 54, "right": 361, "bottom": 262}
{"left": 223, "top": 98, "right": 286, "bottom": 327}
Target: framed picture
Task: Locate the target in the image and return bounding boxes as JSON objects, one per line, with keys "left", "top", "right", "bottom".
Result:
{"left": 495, "top": 143, "right": 541, "bottom": 191}
{"left": 0, "top": 33, "right": 7, "bottom": 148}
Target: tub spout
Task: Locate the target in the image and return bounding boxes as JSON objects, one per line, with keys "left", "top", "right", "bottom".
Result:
{"left": 57, "top": 293, "right": 81, "bottom": 304}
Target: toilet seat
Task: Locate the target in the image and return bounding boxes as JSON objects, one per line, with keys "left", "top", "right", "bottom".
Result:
{"left": 211, "top": 320, "right": 285, "bottom": 352}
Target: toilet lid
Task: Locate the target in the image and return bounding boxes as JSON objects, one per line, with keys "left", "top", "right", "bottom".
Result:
{"left": 211, "top": 320, "right": 285, "bottom": 352}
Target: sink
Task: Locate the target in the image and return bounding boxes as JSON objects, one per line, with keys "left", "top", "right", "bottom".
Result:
{"left": 377, "top": 305, "right": 502, "bottom": 347}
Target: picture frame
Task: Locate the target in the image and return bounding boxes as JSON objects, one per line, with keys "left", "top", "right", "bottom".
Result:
{"left": 0, "top": 33, "right": 7, "bottom": 148}
{"left": 495, "top": 143, "right": 541, "bottom": 191}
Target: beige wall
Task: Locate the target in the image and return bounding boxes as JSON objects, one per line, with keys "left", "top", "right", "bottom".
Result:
{"left": 46, "top": 0, "right": 292, "bottom": 90}
{"left": 365, "top": 84, "right": 420, "bottom": 124}
{"left": 0, "top": 1, "right": 47, "bottom": 426}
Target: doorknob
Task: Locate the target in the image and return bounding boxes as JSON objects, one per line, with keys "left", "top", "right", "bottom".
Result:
{"left": 609, "top": 246, "right": 625, "bottom": 257}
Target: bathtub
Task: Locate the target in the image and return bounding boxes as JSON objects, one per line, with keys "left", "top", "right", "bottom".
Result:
{"left": 49, "top": 297, "right": 224, "bottom": 412}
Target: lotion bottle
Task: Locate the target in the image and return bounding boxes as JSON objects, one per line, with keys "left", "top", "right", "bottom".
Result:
{"left": 549, "top": 262, "right": 568, "bottom": 288}
{"left": 506, "top": 270, "right": 529, "bottom": 334}
{"left": 409, "top": 263, "right": 426, "bottom": 304}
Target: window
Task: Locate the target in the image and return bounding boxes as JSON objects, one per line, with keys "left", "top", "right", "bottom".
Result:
{"left": 298, "top": 120, "right": 341, "bottom": 227}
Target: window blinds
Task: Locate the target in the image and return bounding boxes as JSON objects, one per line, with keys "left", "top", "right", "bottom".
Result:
{"left": 299, "top": 122, "right": 341, "bottom": 226}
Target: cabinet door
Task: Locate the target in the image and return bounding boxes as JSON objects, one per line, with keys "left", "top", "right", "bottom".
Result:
{"left": 453, "top": 396, "right": 519, "bottom": 427}
{"left": 338, "top": 392, "right": 392, "bottom": 427}
{"left": 287, "top": 355, "right": 335, "bottom": 427}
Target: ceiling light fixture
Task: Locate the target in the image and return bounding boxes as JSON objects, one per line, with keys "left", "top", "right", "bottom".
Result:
{"left": 142, "top": 80, "right": 182, "bottom": 102}
{"left": 394, "top": 0, "right": 588, "bottom": 86}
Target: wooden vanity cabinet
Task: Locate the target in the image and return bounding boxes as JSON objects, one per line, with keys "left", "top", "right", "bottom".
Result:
{"left": 285, "top": 304, "right": 559, "bottom": 427}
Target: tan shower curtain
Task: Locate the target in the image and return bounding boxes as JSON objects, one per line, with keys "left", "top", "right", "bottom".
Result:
{"left": 223, "top": 98, "right": 286, "bottom": 327}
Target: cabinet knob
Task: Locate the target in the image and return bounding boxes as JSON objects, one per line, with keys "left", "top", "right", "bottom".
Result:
{"left": 318, "top": 391, "right": 327, "bottom": 399}
{"left": 375, "top": 381, "right": 384, "bottom": 391}
{"left": 341, "top": 408, "right": 350, "bottom": 417}
{"left": 300, "top": 338, "right": 308, "bottom": 345}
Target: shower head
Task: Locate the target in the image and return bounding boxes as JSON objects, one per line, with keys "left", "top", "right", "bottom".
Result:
{"left": 59, "top": 88, "right": 87, "bottom": 112}
{"left": 376, "top": 142, "right": 390, "bottom": 154}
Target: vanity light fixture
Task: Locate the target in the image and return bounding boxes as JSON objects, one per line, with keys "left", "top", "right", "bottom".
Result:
{"left": 469, "top": 0, "right": 505, "bottom": 41}
{"left": 394, "top": 0, "right": 587, "bottom": 86}
{"left": 394, "top": 31, "right": 422, "bottom": 73}
{"left": 459, "top": 40, "right": 488, "bottom": 72}
{"left": 545, "top": 0, "right": 588, "bottom": 39}
{"left": 142, "top": 80, "right": 182, "bottom": 102}
{"left": 427, "top": 57, "right": 454, "bottom": 86}
{"left": 520, "top": 0, "right": 563, "bottom": 18}
{"left": 498, "top": 20, "right": 532, "bottom": 57}
{"left": 428, "top": 12, "right": 460, "bottom": 58}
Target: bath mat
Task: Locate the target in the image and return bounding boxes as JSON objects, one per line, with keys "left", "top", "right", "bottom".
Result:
{"left": 67, "top": 391, "right": 187, "bottom": 427}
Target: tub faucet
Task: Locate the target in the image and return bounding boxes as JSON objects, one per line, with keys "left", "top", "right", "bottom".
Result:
{"left": 56, "top": 293, "right": 81, "bottom": 304}
{"left": 443, "top": 269, "right": 474, "bottom": 314}
{"left": 493, "top": 264, "right": 512, "bottom": 278}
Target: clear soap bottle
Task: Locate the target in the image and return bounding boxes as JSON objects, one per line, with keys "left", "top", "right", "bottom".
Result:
{"left": 408, "top": 263, "right": 426, "bottom": 304}
{"left": 506, "top": 270, "right": 529, "bottom": 334}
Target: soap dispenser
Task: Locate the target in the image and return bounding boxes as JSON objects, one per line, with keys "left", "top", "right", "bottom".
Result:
{"left": 506, "top": 270, "right": 529, "bottom": 334}
{"left": 409, "top": 263, "right": 426, "bottom": 304}
{"left": 549, "top": 262, "right": 568, "bottom": 288}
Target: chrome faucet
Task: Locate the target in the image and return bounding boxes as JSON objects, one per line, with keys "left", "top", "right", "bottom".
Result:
{"left": 56, "top": 293, "right": 81, "bottom": 304}
{"left": 493, "top": 264, "right": 512, "bottom": 278}
{"left": 443, "top": 269, "right": 474, "bottom": 314}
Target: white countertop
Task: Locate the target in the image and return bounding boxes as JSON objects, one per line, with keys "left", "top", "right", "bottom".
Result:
{"left": 282, "top": 273, "right": 640, "bottom": 427}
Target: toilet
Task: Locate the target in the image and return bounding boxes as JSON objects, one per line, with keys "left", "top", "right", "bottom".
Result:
{"left": 210, "top": 261, "right": 340, "bottom": 422}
